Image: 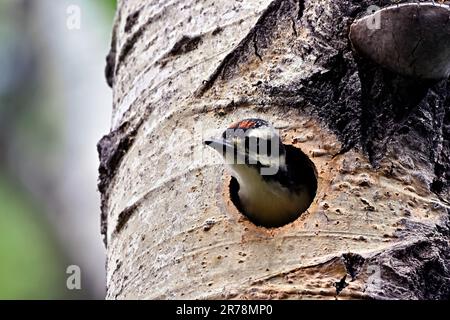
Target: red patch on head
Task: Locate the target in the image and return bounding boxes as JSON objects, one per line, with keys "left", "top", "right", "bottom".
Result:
{"left": 229, "top": 120, "right": 256, "bottom": 130}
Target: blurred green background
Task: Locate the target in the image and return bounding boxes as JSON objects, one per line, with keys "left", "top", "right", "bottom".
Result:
{"left": 0, "top": 0, "right": 116, "bottom": 299}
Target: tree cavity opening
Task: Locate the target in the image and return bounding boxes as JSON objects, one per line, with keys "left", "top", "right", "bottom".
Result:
{"left": 229, "top": 144, "right": 318, "bottom": 228}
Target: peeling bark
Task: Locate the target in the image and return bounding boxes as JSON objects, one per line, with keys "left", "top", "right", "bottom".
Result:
{"left": 99, "top": 0, "right": 450, "bottom": 299}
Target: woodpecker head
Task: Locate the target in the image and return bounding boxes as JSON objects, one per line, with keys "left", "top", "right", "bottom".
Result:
{"left": 204, "top": 118, "right": 316, "bottom": 227}
{"left": 204, "top": 118, "right": 286, "bottom": 176}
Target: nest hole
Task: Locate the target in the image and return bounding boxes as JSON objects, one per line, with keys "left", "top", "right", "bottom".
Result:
{"left": 229, "top": 145, "right": 318, "bottom": 228}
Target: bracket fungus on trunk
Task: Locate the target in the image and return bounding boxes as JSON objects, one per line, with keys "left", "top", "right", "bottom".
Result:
{"left": 349, "top": 2, "right": 450, "bottom": 80}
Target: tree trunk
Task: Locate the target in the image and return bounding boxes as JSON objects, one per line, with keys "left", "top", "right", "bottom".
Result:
{"left": 99, "top": 0, "right": 450, "bottom": 299}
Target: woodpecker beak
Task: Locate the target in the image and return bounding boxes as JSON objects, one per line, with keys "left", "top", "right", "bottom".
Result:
{"left": 203, "top": 138, "right": 235, "bottom": 155}
{"left": 205, "top": 137, "right": 251, "bottom": 167}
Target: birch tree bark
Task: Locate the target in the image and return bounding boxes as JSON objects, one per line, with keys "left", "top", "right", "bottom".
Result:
{"left": 99, "top": 0, "right": 450, "bottom": 299}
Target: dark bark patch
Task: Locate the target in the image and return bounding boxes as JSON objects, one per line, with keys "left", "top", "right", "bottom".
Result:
{"left": 167, "top": 35, "right": 202, "bottom": 57}
{"left": 157, "top": 34, "right": 203, "bottom": 68}
{"left": 116, "top": 24, "right": 146, "bottom": 74}
{"left": 154, "top": 33, "right": 207, "bottom": 70}
{"left": 105, "top": 12, "right": 119, "bottom": 88}
{"left": 97, "top": 120, "right": 141, "bottom": 245}
{"left": 334, "top": 274, "right": 349, "bottom": 295}
{"left": 293, "top": 51, "right": 362, "bottom": 153}
{"left": 105, "top": 48, "right": 116, "bottom": 88}
{"left": 211, "top": 26, "right": 223, "bottom": 36}
{"left": 114, "top": 202, "right": 139, "bottom": 236}
{"left": 296, "top": 0, "right": 305, "bottom": 20}
{"left": 363, "top": 219, "right": 450, "bottom": 299}
{"left": 253, "top": 33, "right": 263, "bottom": 61}
{"left": 342, "top": 252, "right": 365, "bottom": 281}
{"left": 125, "top": 9, "right": 141, "bottom": 33}
{"left": 116, "top": 11, "right": 162, "bottom": 76}
{"left": 98, "top": 121, "right": 135, "bottom": 193}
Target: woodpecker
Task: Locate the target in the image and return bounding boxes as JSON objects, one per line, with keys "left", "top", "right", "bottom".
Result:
{"left": 204, "top": 118, "right": 317, "bottom": 227}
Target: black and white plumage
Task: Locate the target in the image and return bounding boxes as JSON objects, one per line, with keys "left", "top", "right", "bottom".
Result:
{"left": 205, "top": 118, "right": 317, "bottom": 227}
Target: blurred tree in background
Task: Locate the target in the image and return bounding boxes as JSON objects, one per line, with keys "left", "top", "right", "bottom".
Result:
{"left": 0, "top": 0, "right": 115, "bottom": 299}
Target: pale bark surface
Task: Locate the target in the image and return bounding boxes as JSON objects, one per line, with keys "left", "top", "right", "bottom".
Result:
{"left": 99, "top": 0, "right": 450, "bottom": 299}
